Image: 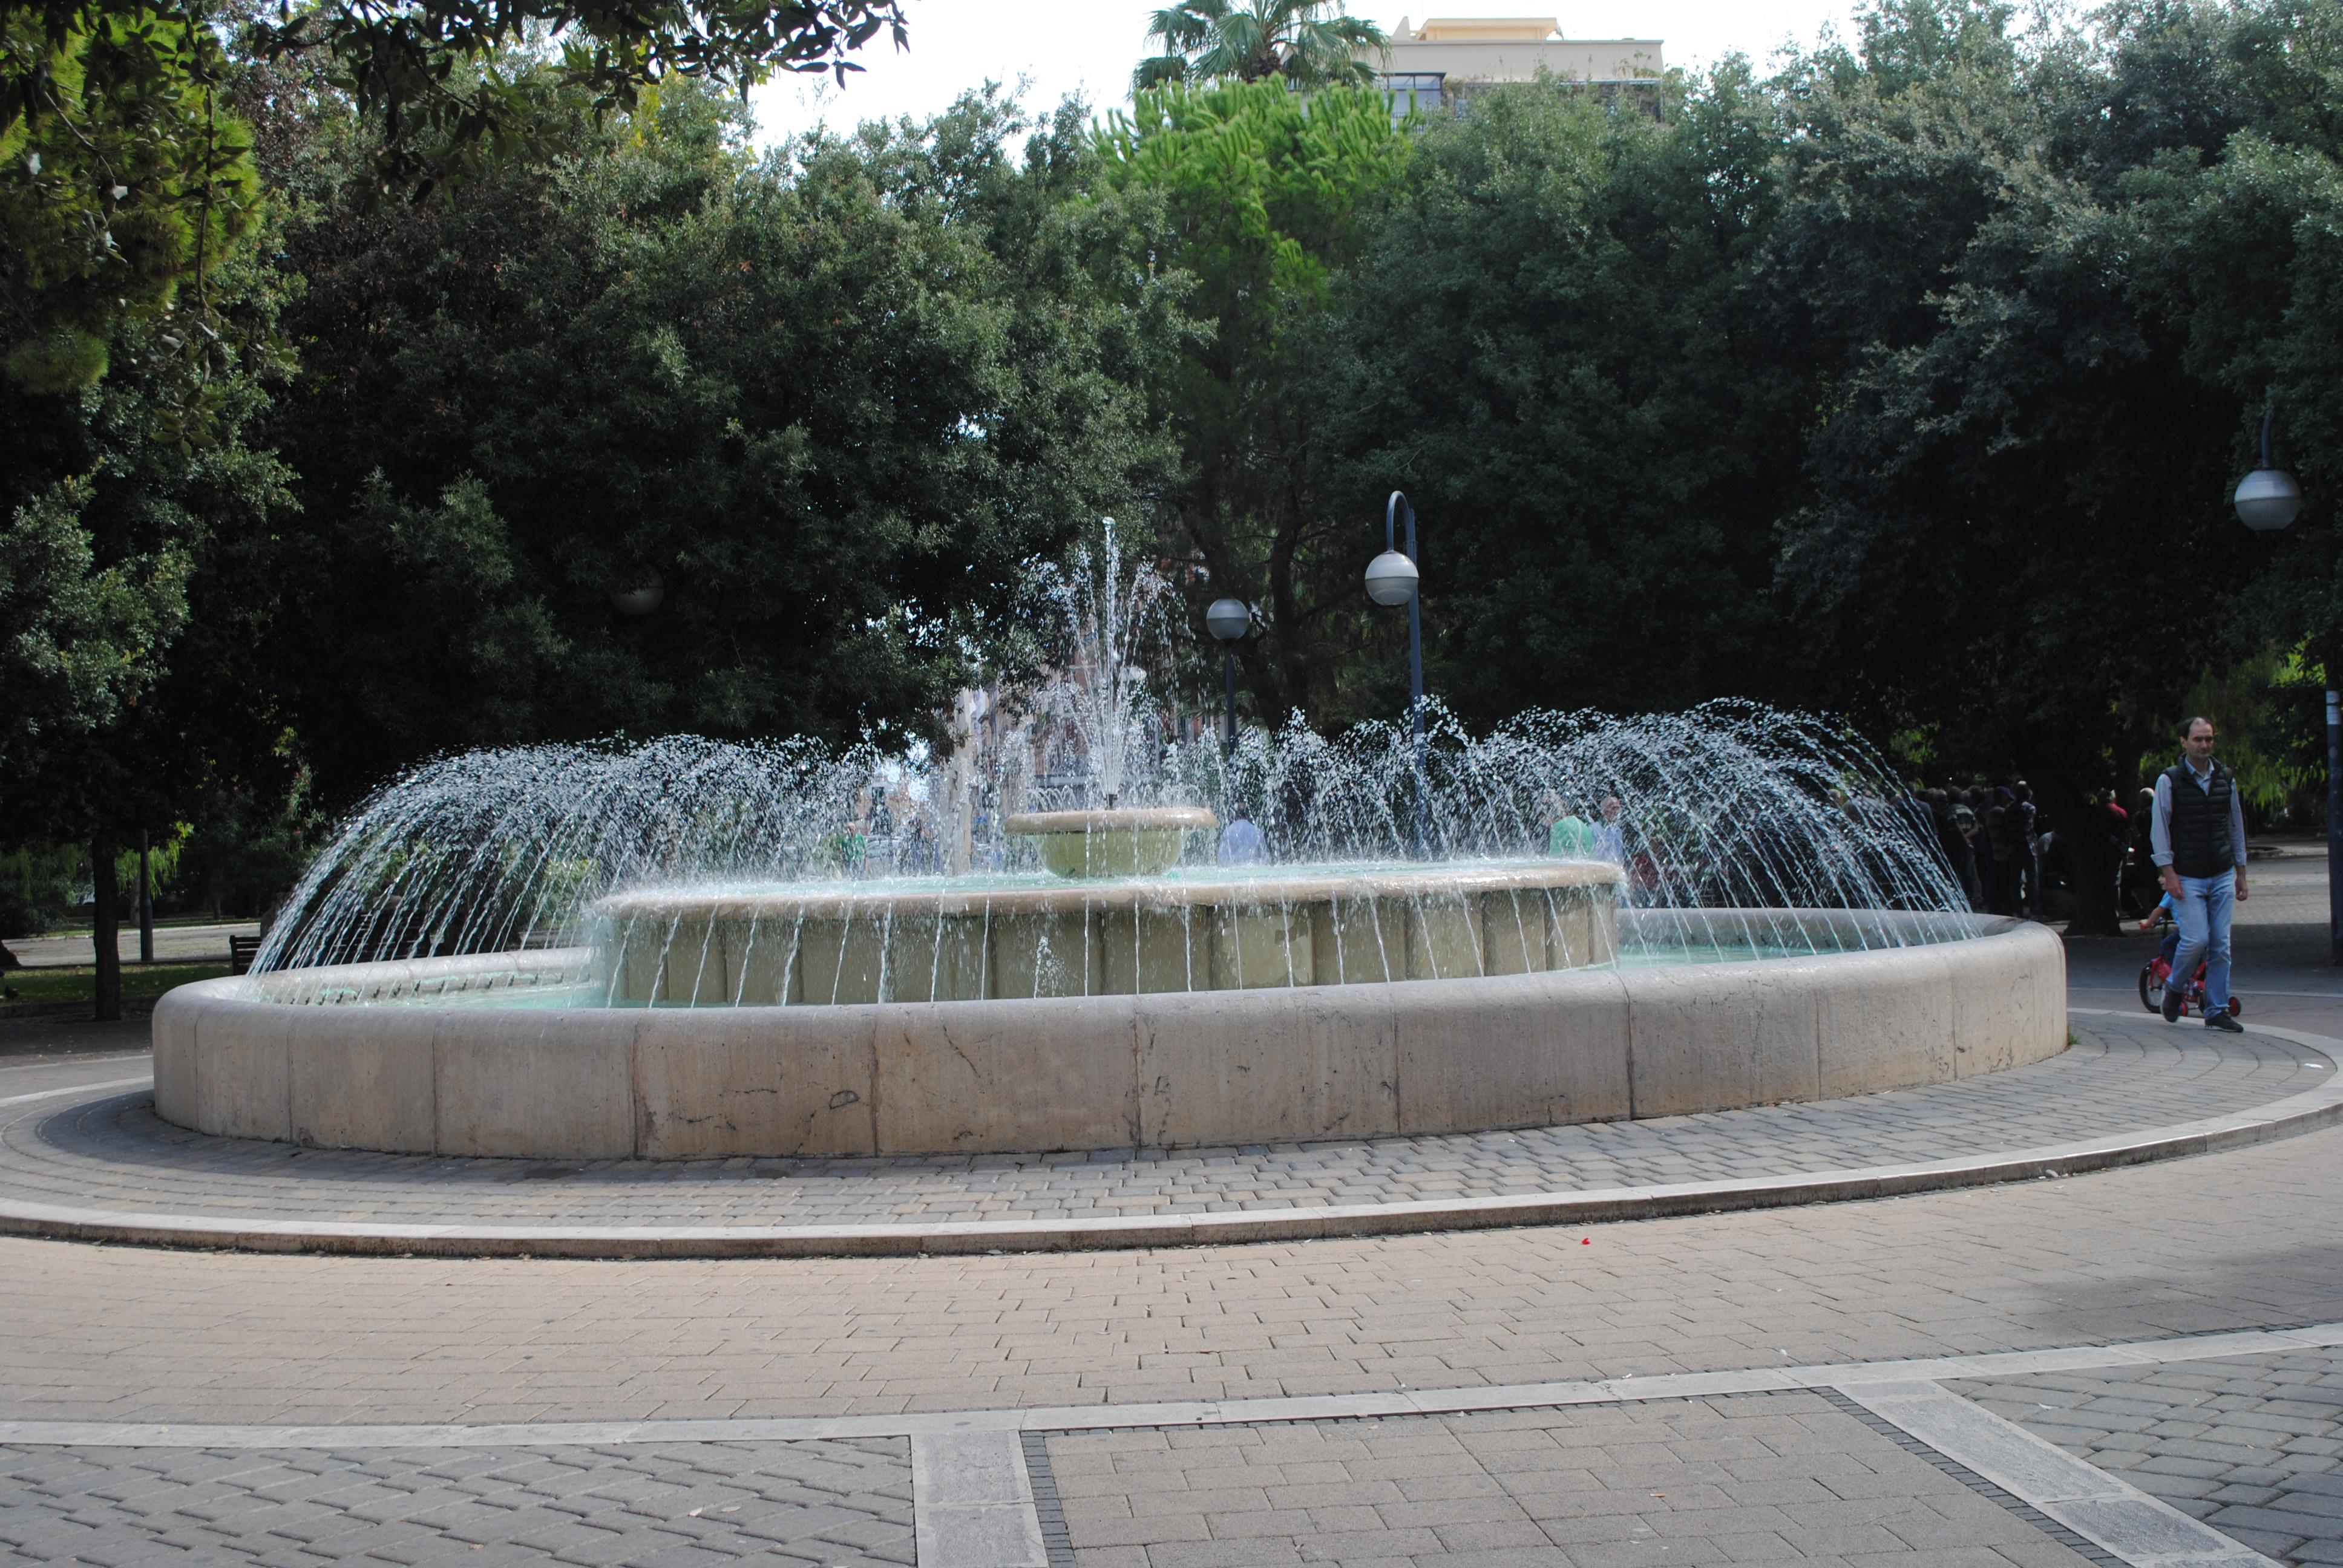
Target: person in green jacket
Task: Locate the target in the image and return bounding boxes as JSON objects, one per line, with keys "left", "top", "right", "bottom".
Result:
{"left": 1544, "top": 796, "right": 1596, "bottom": 858}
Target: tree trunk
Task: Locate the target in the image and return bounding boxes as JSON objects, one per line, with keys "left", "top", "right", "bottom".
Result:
{"left": 91, "top": 838, "right": 121, "bottom": 1022}
{"left": 2048, "top": 776, "right": 2123, "bottom": 936}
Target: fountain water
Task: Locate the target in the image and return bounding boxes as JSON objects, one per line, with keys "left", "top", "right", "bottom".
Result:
{"left": 156, "top": 534, "right": 2062, "bottom": 1161}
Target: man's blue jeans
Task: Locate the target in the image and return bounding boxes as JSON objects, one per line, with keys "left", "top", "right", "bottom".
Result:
{"left": 2170, "top": 869, "right": 2236, "bottom": 1015}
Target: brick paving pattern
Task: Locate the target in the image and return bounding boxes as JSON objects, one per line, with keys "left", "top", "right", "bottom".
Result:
{"left": 1043, "top": 1393, "right": 2102, "bottom": 1567}
{"left": 1951, "top": 1349, "right": 2343, "bottom": 1566}
{"left": 7, "top": 1118, "right": 2343, "bottom": 1428}
{"left": 0, "top": 1439, "right": 914, "bottom": 1567}
{"left": 0, "top": 1016, "right": 2325, "bottom": 1232}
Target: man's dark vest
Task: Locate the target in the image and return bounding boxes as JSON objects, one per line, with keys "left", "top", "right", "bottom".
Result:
{"left": 2164, "top": 760, "right": 2237, "bottom": 878}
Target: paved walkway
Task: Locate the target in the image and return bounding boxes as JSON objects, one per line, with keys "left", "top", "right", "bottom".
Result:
{"left": 2, "top": 866, "right": 2341, "bottom": 1566}
{"left": 5, "top": 920, "right": 258, "bottom": 970}
{"left": 1951, "top": 1350, "right": 2343, "bottom": 1564}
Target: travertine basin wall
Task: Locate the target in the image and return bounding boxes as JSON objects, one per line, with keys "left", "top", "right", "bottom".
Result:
{"left": 595, "top": 862, "right": 1624, "bottom": 1007}
{"left": 150, "top": 914, "right": 2065, "bottom": 1159}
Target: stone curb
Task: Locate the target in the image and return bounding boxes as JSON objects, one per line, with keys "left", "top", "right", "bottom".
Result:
{"left": 1, "top": 1014, "right": 2335, "bottom": 1261}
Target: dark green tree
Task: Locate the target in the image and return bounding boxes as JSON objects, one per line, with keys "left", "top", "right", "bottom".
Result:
{"left": 260, "top": 84, "right": 1184, "bottom": 806}
{"left": 1763, "top": 0, "right": 2259, "bottom": 930}
{"left": 1, "top": 0, "right": 263, "bottom": 388}
{"left": 1309, "top": 68, "right": 1806, "bottom": 729}
{"left": 1092, "top": 78, "right": 1410, "bottom": 727}
{"left": 0, "top": 224, "right": 296, "bottom": 1011}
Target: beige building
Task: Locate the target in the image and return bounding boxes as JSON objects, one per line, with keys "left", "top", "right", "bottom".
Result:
{"left": 1369, "top": 16, "right": 1665, "bottom": 116}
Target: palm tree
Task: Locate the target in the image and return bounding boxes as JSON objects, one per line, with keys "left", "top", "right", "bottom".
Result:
{"left": 1133, "top": 0, "right": 1386, "bottom": 91}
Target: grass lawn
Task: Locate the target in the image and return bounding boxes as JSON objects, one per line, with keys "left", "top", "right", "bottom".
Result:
{"left": 1, "top": 962, "right": 231, "bottom": 1006}
{"left": 28, "top": 915, "right": 255, "bottom": 940}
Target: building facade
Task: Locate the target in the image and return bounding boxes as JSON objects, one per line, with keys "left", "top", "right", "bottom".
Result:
{"left": 1369, "top": 16, "right": 1664, "bottom": 117}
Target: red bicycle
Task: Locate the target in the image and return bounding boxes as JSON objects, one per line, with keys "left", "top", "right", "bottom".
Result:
{"left": 2137, "top": 950, "right": 2244, "bottom": 1019}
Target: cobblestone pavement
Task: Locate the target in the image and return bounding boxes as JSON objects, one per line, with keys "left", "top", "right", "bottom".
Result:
{"left": 1952, "top": 1348, "right": 2343, "bottom": 1566}
{"left": 5, "top": 1120, "right": 2342, "bottom": 1428}
{"left": 1045, "top": 1394, "right": 2112, "bottom": 1568}
{"left": 0, "top": 1015, "right": 2327, "bottom": 1232}
{"left": 0, "top": 1439, "right": 914, "bottom": 1567}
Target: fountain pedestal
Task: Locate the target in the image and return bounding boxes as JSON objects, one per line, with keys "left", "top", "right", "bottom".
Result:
{"left": 595, "top": 861, "right": 1625, "bottom": 1007}
{"left": 1002, "top": 806, "right": 1217, "bottom": 878}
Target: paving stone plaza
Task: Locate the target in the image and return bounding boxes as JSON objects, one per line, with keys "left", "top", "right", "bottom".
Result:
{"left": 3, "top": 854, "right": 2341, "bottom": 1567}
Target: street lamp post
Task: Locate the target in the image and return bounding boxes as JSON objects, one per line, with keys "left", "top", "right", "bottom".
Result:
{"left": 137, "top": 831, "right": 153, "bottom": 965}
{"left": 2230, "top": 408, "right": 2331, "bottom": 959}
{"left": 1205, "top": 597, "right": 1250, "bottom": 757}
{"left": 1365, "top": 491, "right": 1427, "bottom": 857}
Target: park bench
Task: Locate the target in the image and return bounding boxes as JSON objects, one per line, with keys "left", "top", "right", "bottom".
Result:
{"left": 229, "top": 936, "right": 261, "bottom": 975}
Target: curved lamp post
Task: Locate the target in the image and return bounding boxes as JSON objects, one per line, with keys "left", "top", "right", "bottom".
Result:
{"left": 2230, "top": 408, "right": 2330, "bottom": 959}
{"left": 1365, "top": 491, "right": 1427, "bottom": 857}
{"left": 2235, "top": 412, "right": 2305, "bottom": 532}
{"left": 1205, "top": 596, "right": 1250, "bottom": 757}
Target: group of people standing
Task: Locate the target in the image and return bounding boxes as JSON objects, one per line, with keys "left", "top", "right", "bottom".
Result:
{"left": 1542, "top": 797, "right": 1629, "bottom": 866}
{"left": 1918, "top": 783, "right": 2040, "bottom": 917}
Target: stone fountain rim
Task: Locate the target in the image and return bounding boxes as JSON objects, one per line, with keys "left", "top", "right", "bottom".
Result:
{"left": 151, "top": 915, "right": 2065, "bottom": 1168}
{"left": 228, "top": 906, "right": 2006, "bottom": 1007}
{"left": 590, "top": 858, "right": 1625, "bottom": 920}
{"left": 1001, "top": 806, "right": 1220, "bottom": 834}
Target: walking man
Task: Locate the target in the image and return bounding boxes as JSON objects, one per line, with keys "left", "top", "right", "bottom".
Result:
{"left": 2151, "top": 717, "right": 2249, "bottom": 1031}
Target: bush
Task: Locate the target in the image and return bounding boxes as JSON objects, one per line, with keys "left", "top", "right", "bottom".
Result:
{"left": 0, "top": 844, "right": 82, "bottom": 939}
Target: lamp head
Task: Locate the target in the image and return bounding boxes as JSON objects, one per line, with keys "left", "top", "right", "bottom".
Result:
{"left": 2235, "top": 466, "right": 2304, "bottom": 532}
{"left": 1205, "top": 597, "right": 1251, "bottom": 642}
{"left": 1364, "top": 550, "right": 1420, "bottom": 607}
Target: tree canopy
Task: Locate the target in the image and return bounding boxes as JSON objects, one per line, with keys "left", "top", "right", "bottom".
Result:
{"left": 16, "top": 0, "right": 2343, "bottom": 986}
{"left": 1134, "top": 0, "right": 1383, "bottom": 92}
{"left": 1093, "top": 77, "right": 1410, "bottom": 725}
{"left": 260, "top": 85, "right": 1185, "bottom": 801}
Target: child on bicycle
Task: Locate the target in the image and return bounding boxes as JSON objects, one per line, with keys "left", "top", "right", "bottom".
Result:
{"left": 2138, "top": 890, "right": 2181, "bottom": 969}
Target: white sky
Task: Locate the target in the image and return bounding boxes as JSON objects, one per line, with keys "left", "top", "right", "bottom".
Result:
{"left": 752, "top": 0, "right": 1867, "bottom": 145}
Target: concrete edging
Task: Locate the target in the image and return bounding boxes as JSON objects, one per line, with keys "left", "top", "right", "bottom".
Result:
{"left": 149, "top": 915, "right": 2066, "bottom": 1162}
{"left": 5, "top": 1016, "right": 2336, "bottom": 1259}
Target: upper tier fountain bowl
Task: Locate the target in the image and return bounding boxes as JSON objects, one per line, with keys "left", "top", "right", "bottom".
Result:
{"left": 1004, "top": 805, "right": 1219, "bottom": 878}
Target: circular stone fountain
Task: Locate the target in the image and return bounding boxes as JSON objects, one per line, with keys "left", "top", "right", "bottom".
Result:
{"left": 152, "top": 795, "right": 2063, "bottom": 1161}
{"left": 142, "top": 535, "right": 2069, "bottom": 1168}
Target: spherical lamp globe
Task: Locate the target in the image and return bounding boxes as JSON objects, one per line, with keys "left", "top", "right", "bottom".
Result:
{"left": 1205, "top": 597, "right": 1251, "bottom": 642}
{"left": 2235, "top": 466, "right": 2304, "bottom": 532}
{"left": 1363, "top": 550, "right": 1420, "bottom": 607}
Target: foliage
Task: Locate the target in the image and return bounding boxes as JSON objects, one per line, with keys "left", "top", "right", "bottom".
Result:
{"left": 259, "top": 83, "right": 1185, "bottom": 807}
{"left": 0, "top": 186, "right": 297, "bottom": 858}
{"left": 1, "top": 0, "right": 261, "bottom": 388}
{"left": 2166, "top": 647, "right": 2329, "bottom": 819}
{"left": 1092, "top": 78, "right": 1409, "bottom": 723}
{"left": 1135, "top": 0, "right": 1383, "bottom": 92}
{"left": 1755, "top": 0, "right": 2298, "bottom": 926}
{"left": 171, "top": 768, "right": 319, "bottom": 915}
{"left": 0, "top": 842, "right": 80, "bottom": 938}
{"left": 1311, "top": 68, "right": 1803, "bottom": 727}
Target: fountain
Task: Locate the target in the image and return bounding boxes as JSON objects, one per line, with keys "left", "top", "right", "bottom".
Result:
{"left": 151, "top": 531, "right": 2064, "bottom": 1161}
